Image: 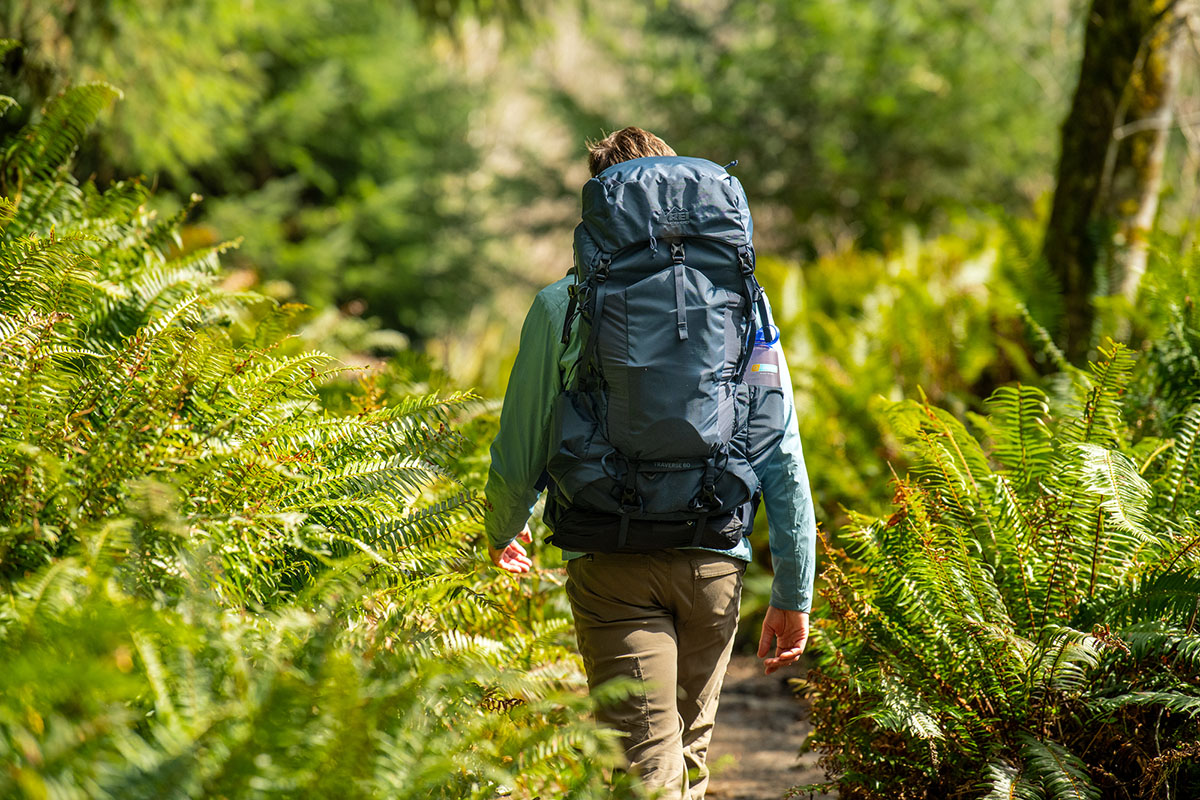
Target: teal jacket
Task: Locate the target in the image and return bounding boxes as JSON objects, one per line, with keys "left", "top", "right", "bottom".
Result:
{"left": 484, "top": 275, "right": 818, "bottom": 612}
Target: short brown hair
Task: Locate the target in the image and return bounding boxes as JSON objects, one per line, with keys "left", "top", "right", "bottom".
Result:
{"left": 587, "top": 127, "right": 676, "bottom": 176}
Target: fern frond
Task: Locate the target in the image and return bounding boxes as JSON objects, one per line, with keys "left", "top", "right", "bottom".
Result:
{"left": 980, "top": 759, "right": 1043, "bottom": 800}
{"left": 129, "top": 241, "right": 235, "bottom": 312}
{"left": 1017, "top": 735, "right": 1098, "bottom": 800}
{"left": 869, "top": 671, "right": 946, "bottom": 741}
{"left": 1164, "top": 404, "right": 1200, "bottom": 516}
{"left": 1120, "top": 623, "right": 1200, "bottom": 670}
{"left": 1086, "top": 572, "right": 1200, "bottom": 626}
{"left": 1093, "top": 690, "right": 1200, "bottom": 718}
{"left": 4, "top": 558, "right": 86, "bottom": 640}
{"left": 3, "top": 83, "right": 123, "bottom": 184}
{"left": 0, "top": 197, "right": 15, "bottom": 233}
{"left": 1018, "top": 303, "right": 1072, "bottom": 375}
{"left": 1058, "top": 339, "right": 1135, "bottom": 450}
{"left": 1031, "top": 626, "right": 1101, "bottom": 695}
{"left": 363, "top": 491, "right": 482, "bottom": 550}
{"left": 986, "top": 384, "right": 1054, "bottom": 486}
{"left": 1075, "top": 444, "right": 1152, "bottom": 538}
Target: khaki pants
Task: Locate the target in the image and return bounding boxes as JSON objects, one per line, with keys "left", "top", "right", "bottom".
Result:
{"left": 566, "top": 550, "right": 746, "bottom": 800}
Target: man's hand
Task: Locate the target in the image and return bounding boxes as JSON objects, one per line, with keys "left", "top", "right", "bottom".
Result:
{"left": 488, "top": 527, "right": 534, "bottom": 574}
{"left": 757, "top": 606, "right": 809, "bottom": 675}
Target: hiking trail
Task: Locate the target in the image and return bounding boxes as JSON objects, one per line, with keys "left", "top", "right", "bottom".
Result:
{"left": 705, "top": 654, "right": 833, "bottom": 800}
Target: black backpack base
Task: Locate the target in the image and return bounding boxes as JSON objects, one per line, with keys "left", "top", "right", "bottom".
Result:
{"left": 544, "top": 494, "right": 755, "bottom": 553}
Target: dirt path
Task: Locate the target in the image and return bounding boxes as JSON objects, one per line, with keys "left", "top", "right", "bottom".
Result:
{"left": 705, "top": 654, "right": 834, "bottom": 800}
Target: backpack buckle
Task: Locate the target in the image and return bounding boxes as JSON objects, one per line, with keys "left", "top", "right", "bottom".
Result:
{"left": 689, "top": 484, "right": 720, "bottom": 512}
{"left": 737, "top": 245, "right": 754, "bottom": 276}
{"left": 594, "top": 253, "right": 612, "bottom": 283}
{"left": 670, "top": 241, "right": 686, "bottom": 264}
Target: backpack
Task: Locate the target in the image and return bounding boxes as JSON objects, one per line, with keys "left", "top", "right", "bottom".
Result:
{"left": 543, "top": 156, "right": 771, "bottom": 553}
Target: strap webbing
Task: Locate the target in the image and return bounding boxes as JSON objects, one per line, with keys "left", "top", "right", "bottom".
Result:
{"left": 673, "top": 263, "right": 689, "bottom": 341}
{"left": 735, "top": 272, "right": 760, "bottom": 381}
{"left": 561, "top": 285, "right": 579, "bottom": 345}
{"left": 574, "top": 266, "right": 610, "bottom": 391}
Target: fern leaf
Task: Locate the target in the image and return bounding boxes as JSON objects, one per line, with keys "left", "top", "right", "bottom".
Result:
{"left": 1031, "top": 626, "right": 1101, "bottom": 695}
{"left": 3, "top": 83, "right": 123, "bottom": 182}
{"left": 980, "top": 759, "right": 1043, "bottom": 800}
{"left": 1018, "top": 303, "right": 1072, "bottom": 375}
{"left": 1093, "top": 572, "right": 1200, "bottom": 626}
{"left": 1058, "top": 339, "right": 1135, "bottom": 450}
{"left": 5, "top": 558, "right": 85, "bottom": 639}
{"left": 1164, "top": 403, "right": 1200, "bottom": 515}
{"left": 1017, "top": 735, "right": 1099, "bottom": 800}
{"left": 870, "top": 671, "right": 946, "bottom": 741}
{"left": 1075, "top": 444, "right": 1152, "bottom": 537}
{"left": 1093, "top": 690, "right": 1200, "bottom": 718}
{"left": 987, "top": 384, "right": 1055, "bottom": 486}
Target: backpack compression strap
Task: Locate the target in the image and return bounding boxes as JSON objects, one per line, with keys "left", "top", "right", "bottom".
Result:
{"left": 671, "top": 242, "right": 689, "bottom": 341}
{"left": 572, "top": 253, "right": 612, "bottom": 391}
{"left": 735, "top": 245, "right": 772, "bottom": 382}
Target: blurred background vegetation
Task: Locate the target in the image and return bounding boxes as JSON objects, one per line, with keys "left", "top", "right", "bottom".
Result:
{"left": 0, "top": 0, "right": 1118, "bottom": 506}
{"left": 11, "top": 0, "right": 1197, "bottom": 519}
{"left": 3, "top": 0, "right": 1200, "bottom": 796}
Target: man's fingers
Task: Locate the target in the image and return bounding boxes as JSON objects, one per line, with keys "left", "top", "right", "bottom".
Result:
{"left": 757, "top": 623, "right": 774, "bottom": 659}
{"left": 764, "top": 648, "right": 804, "bottom": 675}
{"left": 499, "top": 556, "right": 530, "bottom": 573}
{"left": 518, "top": 528, "right": 533, "bottom": 544}
{"left": 503, "top": 550, "right": 532, "bottom": 571}
{"left": 488, "top": 539, "right": 534, "bottom": 574}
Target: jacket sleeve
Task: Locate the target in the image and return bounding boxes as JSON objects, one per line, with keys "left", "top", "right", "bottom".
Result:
{"left": 752, "top": 336, "right": 819, "bottom": 613}
{"left": 483, "top": 290, "right": 562, "bottom": 550}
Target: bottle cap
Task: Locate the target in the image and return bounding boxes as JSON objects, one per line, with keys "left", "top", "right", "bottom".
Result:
{"left": 755, "top": 325, "right": 780, "bottom": 346}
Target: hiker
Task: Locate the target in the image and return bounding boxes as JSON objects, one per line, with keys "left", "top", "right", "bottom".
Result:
{"left": 483, "top": 127, "right": 817, "bottom": 799}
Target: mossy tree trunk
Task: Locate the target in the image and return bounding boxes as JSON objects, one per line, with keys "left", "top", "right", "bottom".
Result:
{"left": 1103, "top": 13, "right": 1186, "bottom": 305}
{"left": 1041, "top": 0, "right": 1186, "bottom": 362}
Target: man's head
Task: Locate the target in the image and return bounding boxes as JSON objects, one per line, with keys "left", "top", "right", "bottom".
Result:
{"left": 587, "top": 127, "right": 676, "bottom": 177}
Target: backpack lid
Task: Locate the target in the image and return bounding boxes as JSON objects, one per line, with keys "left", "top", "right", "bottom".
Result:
{"left": 579, "top": 156, "right": 753, "bottom": 257}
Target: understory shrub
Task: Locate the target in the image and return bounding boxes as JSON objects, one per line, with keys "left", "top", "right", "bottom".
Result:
{"left": 0, "top": 69, "right": 639, "bottom": 799}
{"left": 800, "top": 337, "right": 1200, "bottom": 799}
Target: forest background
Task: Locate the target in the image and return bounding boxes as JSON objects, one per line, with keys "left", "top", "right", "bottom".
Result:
{"left": 2, "top": 0, "right": 1200, "bottom": 798}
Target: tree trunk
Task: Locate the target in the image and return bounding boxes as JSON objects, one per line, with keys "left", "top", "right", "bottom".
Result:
{"left": 1104, "top": 14, "right": 1186, "bottom": 305}
{"left": 1040, "top": 0, "right": 1182, "bottom": 362}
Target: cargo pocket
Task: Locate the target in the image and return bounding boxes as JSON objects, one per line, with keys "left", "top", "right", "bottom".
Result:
{"left": 690, "top": 557, "right": 746, "bottom": 622}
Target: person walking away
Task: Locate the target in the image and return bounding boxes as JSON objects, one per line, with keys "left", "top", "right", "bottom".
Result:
{"left": 484, "top": 126, "right": 818, "bottom": 799}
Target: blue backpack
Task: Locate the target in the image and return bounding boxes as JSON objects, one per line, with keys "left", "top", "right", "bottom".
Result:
{"left": 544, "top": 156, "right": 770, "bottom": 553}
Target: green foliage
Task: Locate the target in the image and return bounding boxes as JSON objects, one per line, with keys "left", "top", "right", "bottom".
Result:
{"left": 579, "top": 0, "right": 1075, "bottom": 254}
{"left": 754, "top": 225, "right": 1035, "bottom": 525}
{"left": 1124, "top": 243, "right": 1200, "bottom": 432}
{"left": 2, "top": 1, "right": 503, "bottom": 341}
{"left": 800, "top": 340, "right": 1200, "bottom": 799}
{"left": 0, "top": 84, "right": 641, "bottom": 798}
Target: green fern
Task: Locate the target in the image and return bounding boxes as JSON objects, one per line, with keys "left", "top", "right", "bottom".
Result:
{"left": 0, "top": 84, "right": 121, "bottom": 195}
{"left": 804, "top": 338, "right": 1200, "bottom": 798}
{"left": 1017, "top": 735, "right": 1098, "bottom": 800}
{"left": 0, "top": 73, "right": 641, "bottom": 800}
